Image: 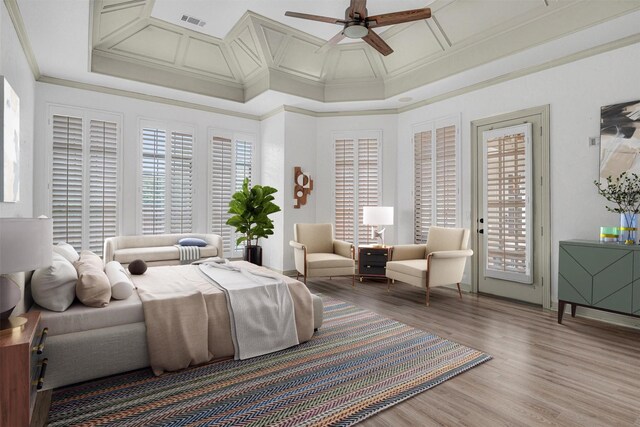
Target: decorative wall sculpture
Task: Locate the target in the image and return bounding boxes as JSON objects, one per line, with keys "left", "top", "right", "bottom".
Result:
{"left": 600, "top": 100, "right": 640, "bottom": 179}
{"left": 294, "top": 167, "right": 313, "bottom": 209}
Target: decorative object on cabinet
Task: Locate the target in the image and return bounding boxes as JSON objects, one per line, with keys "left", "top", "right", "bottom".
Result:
{"left": 293, "top": 167, "right": 313, "bottom": 209}
{"left": 362, "top": 206, "right": 394, "bottom": 247}
{"left": 599, "top": 100, "right": 640, "bottom": 180}
{"left": 558, "top": 240, "right": 640, "bottom": 323}
{"left": 0, "top": 218, "right": 52, "bottom": 333}
{"left": 599, "top": 226, "right": 619, "bottom": 242}
{"left": 358, "top": 245, "right": 391, "bottom": 281}
{"left": 0, "top": 311, "right": 48, "bottom": 427}
{"left": 594, "top": 172, "right": 640, "bottom": 244}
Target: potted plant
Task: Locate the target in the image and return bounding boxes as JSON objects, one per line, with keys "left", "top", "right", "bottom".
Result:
{"left": 226, "top": 178, "right": 281, "bottom": 265}
{"left": 594, "top": 172, "right": 640, "bottom": 244}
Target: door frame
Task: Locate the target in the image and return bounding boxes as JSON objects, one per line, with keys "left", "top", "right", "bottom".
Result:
{"left": 470, "top": 105, "right": 551, "bottom": 309}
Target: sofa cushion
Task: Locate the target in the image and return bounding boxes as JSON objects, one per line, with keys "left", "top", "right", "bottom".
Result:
{"left": 386, "top": 259, "right": 428, "bottom": 280}
{"left": 31, "top": 252, "right": 77, "bottom": 312}
{"left": 178, "top": 237, "right": 207, "bottom": 247}
{"left": 306, "top": 253, "right": 354, "bottom": 269}
{"left": 114, "top": 245, "right": 218, "bottom": 264}
{"left": 74, "top": 251, "right": 111, "bottom": 308}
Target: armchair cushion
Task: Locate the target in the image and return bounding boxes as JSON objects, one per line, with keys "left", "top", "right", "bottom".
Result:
{"left": 390, "top": 244, "right": 426, "bottom": 261}
{"left": 386, "top": 259, "right": 428, "bottom": 280}
{"left": 306, "top": 253, "right": 355, "bottom": 269}
{"left": 294, "top": 224, "right": 333, "bottom": 254}
{"left": 426, "top": 227, "right": 470, "bottom": 254}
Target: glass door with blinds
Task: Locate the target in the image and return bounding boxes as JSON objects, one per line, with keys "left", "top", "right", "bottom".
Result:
{"left": 334, "top": 134, "right": 381, "bottom": 247}
{"left": 475, "top": 110, "right": 547, "bottom": 306}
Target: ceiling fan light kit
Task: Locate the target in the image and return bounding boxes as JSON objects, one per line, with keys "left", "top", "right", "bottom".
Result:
{"left": 285, "top": 0, "right": 431, "bottom": 56}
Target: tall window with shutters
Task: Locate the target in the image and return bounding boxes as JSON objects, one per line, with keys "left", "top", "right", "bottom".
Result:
{"left": 413, "top": 118, "right": 460, "bottom": 243}
{"left": 140, "top": 122, "right": 194, "bottom": 235}
{"left": 50, "top": 108, "right": 121, "bottom": 255}
{"left": 210, "top": 134, "right": 253, "bottom": 257}
{"left": 334, "top": 135, "right": 381, "bottom": 247}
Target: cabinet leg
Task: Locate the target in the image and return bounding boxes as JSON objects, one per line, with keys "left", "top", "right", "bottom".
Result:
{"left": 558, "top": 300, "right": 565, "bottom": 324}
{"left": 571, "top": 304, "right": 577, "bottom": 318}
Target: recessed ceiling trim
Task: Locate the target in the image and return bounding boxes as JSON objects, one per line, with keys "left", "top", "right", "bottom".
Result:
{"left": 4, "top": 0, "right": 41, "bottom": 79}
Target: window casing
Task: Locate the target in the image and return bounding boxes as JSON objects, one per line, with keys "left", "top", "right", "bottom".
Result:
{"left": 50, "top": 106, "right": 121, "bottom": 255}
{"left": 210, "top": 131, "right": 254, "bottom": 257}
{"left": 139, "top": 121, "right": 194, "bottom": 235}
{"left": 413, "top": 118, "right": 460, "bottom": 243}
{"left": 334, "top": 133, "right": 381, "bottom": 247}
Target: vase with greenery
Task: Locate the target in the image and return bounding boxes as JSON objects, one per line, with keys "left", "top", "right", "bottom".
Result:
{"left": 226, "top": 178, "right": 281, "bottom": 265}
{"left": 594, "top": 172, "right": 640, "bottom": 244}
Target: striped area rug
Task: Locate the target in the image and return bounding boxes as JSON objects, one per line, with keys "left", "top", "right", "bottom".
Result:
{"left": 49, "top": 298, "right": 491, "bottom": 426}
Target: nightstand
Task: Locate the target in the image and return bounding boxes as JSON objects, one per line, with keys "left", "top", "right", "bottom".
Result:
{"left": 358, "top": 245, "right": 392, "bottom": 281}
{"left": 0, "top": 311, "right": 48, "bottom": 427}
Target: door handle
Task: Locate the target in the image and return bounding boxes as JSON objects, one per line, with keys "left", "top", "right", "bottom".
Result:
{"left": 478, "top": 229, "right": 484, "bottom": 234}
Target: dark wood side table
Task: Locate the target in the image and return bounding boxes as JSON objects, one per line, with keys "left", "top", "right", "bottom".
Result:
{"left": 0, "top": 311, "right": 48, "bottom": 427}
{"left": 358, "top": 245, "right": 392, "bottom": 281}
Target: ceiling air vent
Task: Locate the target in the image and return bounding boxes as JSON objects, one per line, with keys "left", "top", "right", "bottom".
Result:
{"left": 180, "top": 14, "right": 206, "bottom": 27}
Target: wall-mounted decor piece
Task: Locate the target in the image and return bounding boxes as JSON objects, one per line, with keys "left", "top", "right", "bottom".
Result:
{"left": 600, "top": 100, "right": 640, "bottom": 180}
{"left": 293, "top": 167, "right": 313, "bottom": 209}
{"left": 1, "top": 76, "right": 20, "bottom": 202}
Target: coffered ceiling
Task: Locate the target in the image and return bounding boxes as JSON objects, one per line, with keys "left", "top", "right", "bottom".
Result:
{"left": 12, "top": 0, "right": 640, "bottom": 117}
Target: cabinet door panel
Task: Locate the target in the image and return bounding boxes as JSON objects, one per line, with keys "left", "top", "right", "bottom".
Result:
{"left": 558, "top": 245, "right": 593, "bottom": 304}
{"left": 592, "top": 252, "right": 632, "bottom": 314}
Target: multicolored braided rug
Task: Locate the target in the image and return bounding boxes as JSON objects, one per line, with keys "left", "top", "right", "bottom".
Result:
{"left": 49, "top": 298, "right": 491, "bottom": 426}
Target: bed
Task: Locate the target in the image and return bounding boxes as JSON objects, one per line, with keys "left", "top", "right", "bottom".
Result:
{"left": 22, "top": 261, "right": 323, "bottom": 390}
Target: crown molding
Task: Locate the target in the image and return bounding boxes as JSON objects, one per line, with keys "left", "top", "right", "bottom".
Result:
{"left": 3, "top": 0, "right": 40, "bottom": 79}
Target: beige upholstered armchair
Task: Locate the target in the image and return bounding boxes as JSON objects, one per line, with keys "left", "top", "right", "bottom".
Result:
{"left": 385, "top": 227, "right": 473, "bottom": 306}
{"left": 289, "top": 224, "right": 356, "bottom": 286}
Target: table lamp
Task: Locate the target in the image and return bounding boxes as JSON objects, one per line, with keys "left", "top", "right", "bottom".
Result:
{"left": 0, "top": 217, "right": 52, "bottom": 333}
{"left": 363, "top": 206, "right": 394, "bottom": 247}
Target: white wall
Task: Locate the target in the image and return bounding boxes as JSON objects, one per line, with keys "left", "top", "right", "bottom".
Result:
{"left": 397, "top": 41, "right": 640, "bottom": 302}
{"left": 34, "top": 83, "right": 260, "bottom": 235}
{"left": 0, "top": 2, "right": 35, "bottom": 218}
{"left": 315, "top": 114, "right": 398, "bottom": 245}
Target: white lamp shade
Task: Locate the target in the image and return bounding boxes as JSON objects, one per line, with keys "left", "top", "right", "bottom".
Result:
{"left": 0, "top": 218, "right": 53, "bottom": 274}
{"left": 363, "top": 206, "right": 394, "bottom": 225}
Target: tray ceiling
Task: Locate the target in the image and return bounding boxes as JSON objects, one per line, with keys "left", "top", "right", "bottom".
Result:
{"left": 91, "top": 0, "right": 640, "bottom": 105}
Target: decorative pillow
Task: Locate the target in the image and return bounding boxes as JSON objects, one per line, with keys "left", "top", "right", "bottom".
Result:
{"left": 31, "top": 252, "right": 77, "bottom": 312}
{"left": 53, "top": 242, "right": 80, "bottom": 263}
{"left": 105, "top": 261, "right": 135, "bottom": 300}
{"left": 74, "top": 250, "right": 111, "bottom": 308}
{"left": 128, "top": 259, "right": 147, "bottom": 275}
{"left": 178, "top": 237, "right": 207, "bottom": 247}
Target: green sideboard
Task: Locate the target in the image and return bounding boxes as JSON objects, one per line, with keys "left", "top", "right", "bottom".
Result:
{"left": 558, "top": 240, "right": 640, "bottom": 323}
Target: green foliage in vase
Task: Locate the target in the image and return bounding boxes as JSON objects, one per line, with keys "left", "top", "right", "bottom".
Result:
{"left": 594, "top": 172, "right": 640, "bottom": 215}
{"left": 226, "top": 178, "right": 281, "bottom": 247}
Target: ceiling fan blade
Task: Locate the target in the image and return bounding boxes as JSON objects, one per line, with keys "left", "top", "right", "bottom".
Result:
{"left": 362, "top": 29, "right": 393, "bottom": 56}
{"left": 317, "top": 31, "right": 346, "bottom": 54}
{"left": 366, "top": 8, "right": 431, "bottom": 28}
{"left": 285, "top": 11, "right": 346, "bottom": 25}
{"left": 349, "top": 0, "right": 368, "bottom": 19}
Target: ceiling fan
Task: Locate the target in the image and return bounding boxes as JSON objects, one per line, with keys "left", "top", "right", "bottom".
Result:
{"left": 285, "top": 0, "right": 431, "bottom": 56}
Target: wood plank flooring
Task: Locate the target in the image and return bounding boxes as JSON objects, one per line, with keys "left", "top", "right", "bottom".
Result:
{"left": 305, "top": 277, "right": 640, "bottom": 427}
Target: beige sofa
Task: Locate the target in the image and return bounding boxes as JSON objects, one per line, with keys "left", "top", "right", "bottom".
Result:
{"left": 386, "top": 227, "right": 473, "bottom": 306}
{"left": 104, "top": 233, "right": 224, "bottom": 266}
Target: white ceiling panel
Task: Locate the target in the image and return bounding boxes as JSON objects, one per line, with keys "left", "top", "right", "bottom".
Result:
{"left": 111, "top": 25, "right": 182, "bottom": 63}
{"left": 333, "top": 48, "right": 377, "bottom": 80}
{"left": 183, "top": 38, "right": 235, "bottom": 78}
{"left": 98, "top": 2, "right": 145, "bottom": 41}
{"left": 278, "top": 37, "right": 326, "bottom": 79}
{"left": 380, "top": 21, "right": 443, "bottom": 74}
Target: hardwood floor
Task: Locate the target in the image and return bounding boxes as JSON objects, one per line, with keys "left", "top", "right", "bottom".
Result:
{"left": 305, "top": 277, "right": 640, "bottom": 427}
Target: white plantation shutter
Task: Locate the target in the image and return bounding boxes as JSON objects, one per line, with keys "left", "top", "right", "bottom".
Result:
{"left": 235, "top": 140, "right": 252, "bottom": 190}
{"left": 334, "top": 139, "right": 355, "bottom": 242}
{"left": 413, "top": 120, "right": 459, "bottom": 243}
{"left": 334, "top": 136, "right": 380, "bottom": 246}
{"left": 414, "top": 130, "right": 432, "bottom": 243}
{"left": 170, "top": 131, "right": 193, "bottom": 233}
{"left": 52, "top": 115, "right": 84, "bottom": 249}
{"left": 211, "top": 136, "right": 233, "bottom": 255}
{"left": 88, "top": 120, "right": 118, "bottom": 254}
{"left": 483, "top": 124, "right": 532, "bottom": 283}
{"left": 141, "top": 128, "right": 166, "bottom": 234}
{"left": 357, "top": 139, "right": 380, "bottom": 245}
{"left": 435, "top": 125, "right": 457, "bottom": 228}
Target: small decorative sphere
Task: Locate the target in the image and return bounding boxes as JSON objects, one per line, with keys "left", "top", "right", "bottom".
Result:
{"left": 128, "top": 259, "right": 147, "bottom": 275}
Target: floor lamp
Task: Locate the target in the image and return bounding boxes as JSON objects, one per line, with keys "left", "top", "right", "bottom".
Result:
{"left": 0, "top": 217, "right": 52, "bottom": 333}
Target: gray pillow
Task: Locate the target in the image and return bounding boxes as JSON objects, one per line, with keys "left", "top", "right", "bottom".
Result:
{"left": 31, "top": 252, "right": 77, "bottom": 312}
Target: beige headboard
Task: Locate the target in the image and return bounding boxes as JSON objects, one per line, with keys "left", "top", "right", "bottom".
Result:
{"left": 7, "top": 271, "right": 34, "bottom": 315}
